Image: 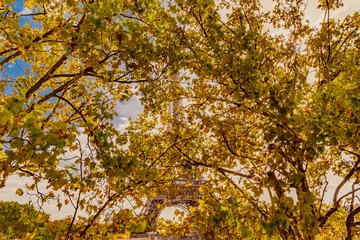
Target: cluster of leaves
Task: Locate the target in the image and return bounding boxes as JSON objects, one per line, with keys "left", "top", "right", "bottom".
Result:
{"left": 0, "top": 201, "right": 49, "bottom": 239}
{"left": 0, "top": 201, "right": 150, "bottom": 239}
{"left": 1, "top": 0, "right": 360, "bottom": 239}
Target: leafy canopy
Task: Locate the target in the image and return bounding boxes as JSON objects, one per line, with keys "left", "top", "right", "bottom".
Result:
{"left": 1, "top": 0, "right": 360, "bottom": 239}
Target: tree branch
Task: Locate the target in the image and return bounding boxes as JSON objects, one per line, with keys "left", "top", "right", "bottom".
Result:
{"left": 79, "top": 193, "right": 119, "bottom": 237}
{"left": 25, "top": 13, "right": 86, "bottom": 98}
{"left": 346, "top": 205, "right": 360, "bottom": 240}
{"left": 66, "top": 140, "right": 84, "bottom": 240}
{"left": 221, "top": 132, "right": 258, "bottom": 160}
{"left": 319, "top": 150, "right": 360, "bottom": 227}
{"left": 25, "top": 46, "right": 78, "bottom": 98}
{"left": 0, "top": 20, "right": 69, "bottom": 66}
{"left": 174, "top": 145, "right": 253, "bottom": 178}
{"left": 55, "top": 95, "right": 87, "bottom": 123}
{"left": 36, "top": 74, "right": 82, "bottom": 105}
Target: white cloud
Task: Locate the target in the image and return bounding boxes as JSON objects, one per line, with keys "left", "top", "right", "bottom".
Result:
{"left": 113, "top": 96, "right": 143, "bottom": 132}
{"left": 19, "top": 8, "right": 32, "bottom": 15}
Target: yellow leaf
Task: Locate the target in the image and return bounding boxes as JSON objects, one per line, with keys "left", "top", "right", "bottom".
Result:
{"left": 16, "top": 188, "right": 24, "bottom": 196}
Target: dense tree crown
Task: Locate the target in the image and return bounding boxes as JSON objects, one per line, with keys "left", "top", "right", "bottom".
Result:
{"left": 0, "top": 201, "right": 49, "bottom": 238}
{"left": 1, "top": 0, "right": 360, "bottom": 239}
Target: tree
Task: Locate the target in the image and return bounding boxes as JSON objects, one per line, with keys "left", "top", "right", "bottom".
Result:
{"left": 1, "top": 0, "right": 360, "bottom": 239}
{"left": 127, "top": 0, "right": 360, "bottom": 239}
{"left": 0, "top": 201, "right": 49, "bottom": 238}
{"left": 1, "top": 0, "right": 172, "bottom": 238}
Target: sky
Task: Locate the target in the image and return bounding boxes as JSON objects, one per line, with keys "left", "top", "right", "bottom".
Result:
{"left": 1, "top": 0, "right": 360, "bottom": 220}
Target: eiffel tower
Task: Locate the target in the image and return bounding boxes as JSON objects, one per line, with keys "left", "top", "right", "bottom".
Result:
{"left": 140, "top": 80, "right": 206, "bottom": 226}
{"left": 140, "top": 179, "right": 206, "bottom": 225}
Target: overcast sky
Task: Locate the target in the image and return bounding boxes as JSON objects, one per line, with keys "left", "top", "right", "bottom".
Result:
{"left": 1, "top": 0, "right": 360, "bottom": 220}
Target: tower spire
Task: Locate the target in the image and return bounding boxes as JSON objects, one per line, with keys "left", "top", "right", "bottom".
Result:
{"left": 168, "top": 76, "right": 183, "bottom": 125}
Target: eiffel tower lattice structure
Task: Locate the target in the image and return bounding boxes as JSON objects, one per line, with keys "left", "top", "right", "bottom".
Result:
{"left": 140, "top": 81, "right": 206, "bottom": 225}
{"left": 140, "top": 179, "right": 206, "bottom": 225}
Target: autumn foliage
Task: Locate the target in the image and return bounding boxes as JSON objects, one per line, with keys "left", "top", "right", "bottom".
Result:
{"left": 1, "top": 0, "right": 360, "bottom": 239}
